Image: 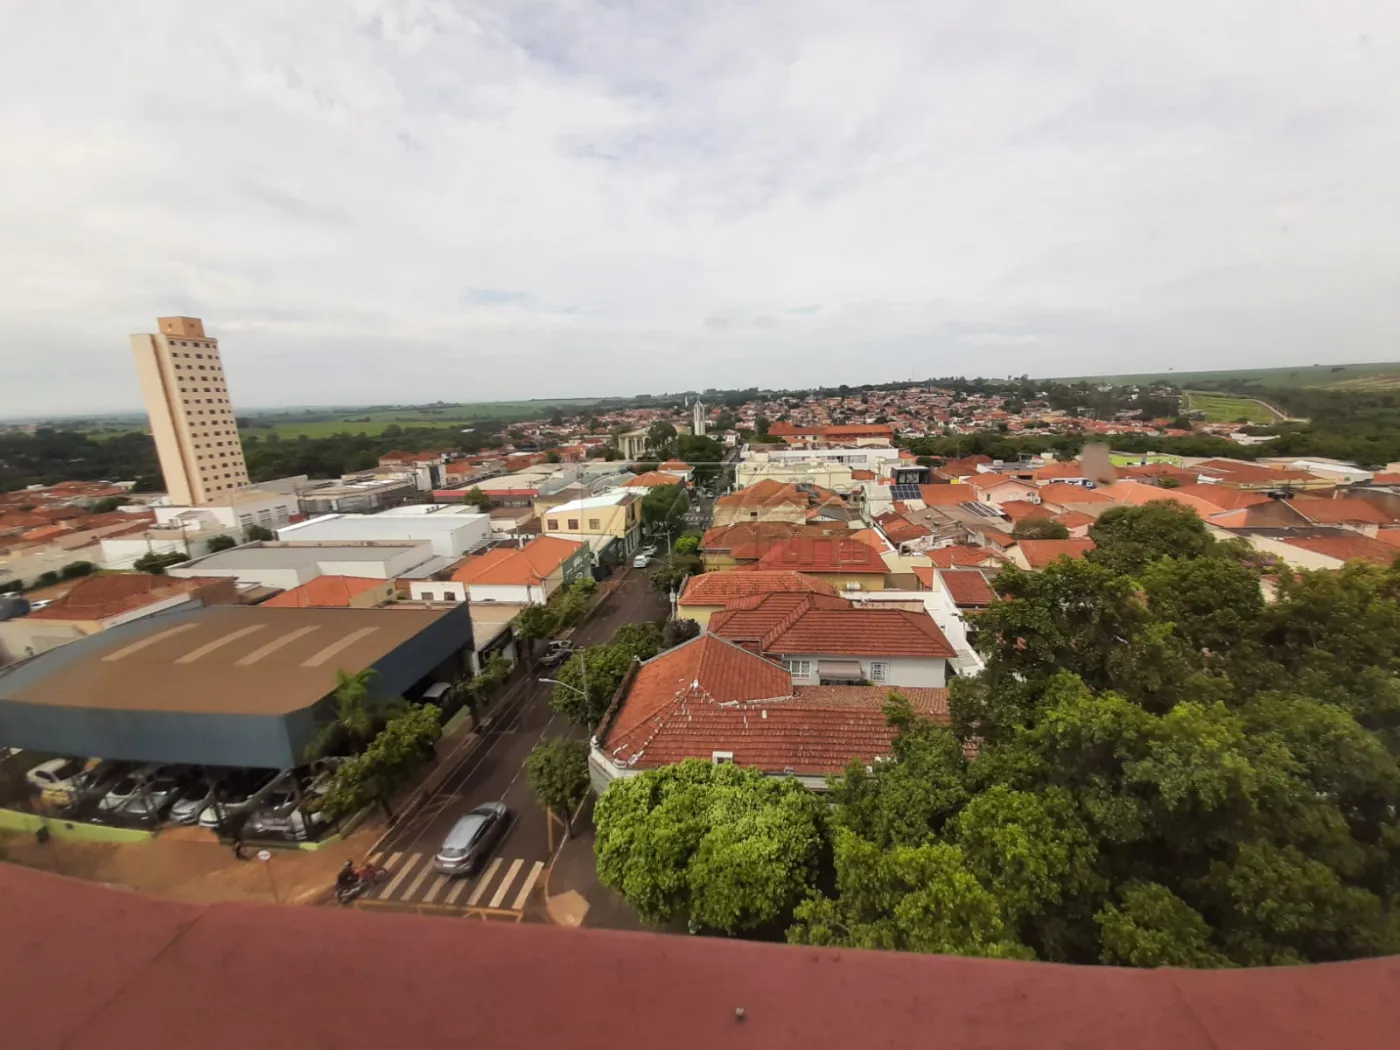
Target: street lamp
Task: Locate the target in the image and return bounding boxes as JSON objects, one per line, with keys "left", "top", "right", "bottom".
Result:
{"left": 538, "top": 677, "right": 583, "bottom": 695}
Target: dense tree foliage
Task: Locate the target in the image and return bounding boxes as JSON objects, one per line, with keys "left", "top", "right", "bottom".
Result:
{"left": 525, "top": 738, "right": 592, "bottom": 825}
{"left": 595, "top": 759, "right": 826, "bottom": 933}
{"left": 312, "top": 703, "right": 442, "bottom": 820}
{"left": 549, "top": 621, "right": 664, "bottom": 729}
{"left": 787, "top": 505, "right": 1400, "bottom": 965}
{"left": 1011, "top": 517, "right": 1069, "bottom": 540}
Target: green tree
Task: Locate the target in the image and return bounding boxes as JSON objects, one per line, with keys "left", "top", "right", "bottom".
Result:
{"left": 205, "top": 534, "right": 238, "bottom": 553}
{"left": 245, "top": 524, "right": 274, "bottom": 542}
{"left": 673, "top": 535, "right": 700, "bottom": 555}
{"left": 1086, "top": 501, "right": 1213, "bottom": 577}
{"left": 641, "top": 483, "right": 689, "bottom": 529}
{"left": 646, "top": 421, "right": 677, "bottom": 457}
{"left": 548, "top": 622, "right": 662, "bottom": 728}
{"left": 89, "top": 496, "right": 126, "bottom": 513}
{"left": 1011, "top": 517, "right": 1070, "bottom": 540}
{"left": 59, "top": 560, "right": 95, "bottom": 579}
{"left": 513, "top": 603, "right": 558, "bottom": 663}
{"left": 1096, "top": 882, "right": 1231, "bottom": 968}
{"left": 132, "top": 551, "right": 188, "bottom": 575}
{"left": 304, "top": 668, "right": 399, "bottom": 760}
{"left": 595, "top": 759, "right": 825, "bottom": 933}
{"left": 311, "top": 703, "right": 443, "bottom": 821}
{"left": 525, "top": 738, "right": 591, "bottom": 831}
{"left": 462, "top": 487, "right": 493, "bottom": 511}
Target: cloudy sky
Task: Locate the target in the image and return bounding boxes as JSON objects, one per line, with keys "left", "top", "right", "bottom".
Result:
{"left": 2, "top": 0, "right": 1398, "bottom": 416}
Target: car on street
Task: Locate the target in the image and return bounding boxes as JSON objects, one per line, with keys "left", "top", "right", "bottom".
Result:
{"left": 434, "top": 801, "right": 510, "bottom": 877}
{"left": 537, "top": 641, "right": 574, "bottom": 669}
{"left": 632, "top": 553, "right": 651, "bottom": 568}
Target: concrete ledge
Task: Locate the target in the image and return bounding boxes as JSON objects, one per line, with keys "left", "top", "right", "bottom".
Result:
{"left": 0, "top": 808, "right": 154, "bottom": 843}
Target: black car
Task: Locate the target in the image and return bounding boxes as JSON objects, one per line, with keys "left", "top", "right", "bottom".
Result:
{"left": 434, "top": 802, "right": 510, "bottom": 876}
{"left": 537, "top": 642, "right": 574, "bottom": 669}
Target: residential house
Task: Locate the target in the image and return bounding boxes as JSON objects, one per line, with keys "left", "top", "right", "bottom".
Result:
{"left": 710, "top": 592, "right": 955, "bottom": 688}
{"left": 622, "top": 471, "right": 685, "bottom": 491}
{"left": 699, "top": 521, "right": 849, "bottom": 572}
{"left": 658, "top": 460, "right": 693, "bottom": 481}
{"left": 409, "top": 536, "right": 589, "bottom": 605}
{"left": 539, "top": 491, "right": 642, "bottom": 558}
{"left": 711, "top": 479, "right": 853, "bottom": 528}
{"left": 966, "top": 474, "right": 1041, "bottom": 507}
{"left": 0, "top": 573, "right": 236, "bottom": 663}
{"left": 1008, "top": 538, "right": 1096, "bottom": 571}
{"left": 1194, "top": 459, "right": 1327, "bottom": 491}
{"left": 752, "top": 536, "right": 890, "bottom": 591}
{"left": 1288, "top": 496, "right": 1395, "bottom": 536}
{"left": 932, "top": 568, "right": 998, "bottom": 611}
{"left": 590, "top": 633, "right": 948, "bottom": 792}
{"left": 1036, "top": 484, "right": 1113, "bottom": 514}
{"left": 766, "top": 422, "right": 895, "bottom": 447}
{"left": 677, "top": 570, "right": 841, "bottom": 628}
{"left": 261, "top": 576, "right": 395, "bottom": 609}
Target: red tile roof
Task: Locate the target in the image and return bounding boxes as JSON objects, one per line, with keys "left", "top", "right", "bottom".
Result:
{"left": 1033, "top": 462, "right": 1087, "bottom": 482}
{"left": 678, "top": 571, "right": 839, "bottom": 607}
{"left": 261, "top": 576, "right": 387, "bottom": 608}
{"left": 1279, "top": 534, "right": 1398, "bottom": 567}
{"left": 966, "top": 474, "right": 1037, "bottom": 492}
{"left": 710, "top": 593, "right": 956, "bottom": 659}
{"left": 916, "top": 484, "right": 980, "bottom": 506}
{"left": 25, "top": 574, "right": 231, "bottom": 620}
{"left": 937, "top": 568, "right": 997, "bottom": 607}
{"left": 755, "top": 537, "right": 888, "bottom": 574}
{"left": 1195, "top": 459, "right": 1317, "bottom": 486}
{"left": 623, "top": 471, "right": 684, "bottom": 488}
{"left": 451, "top": 536, "right": 584, "bottom": 586}
{"left": 1168, "top": 484, "right": 1272, "bottom": 511}
{"left": 875, "top": 513, "right": 932, "bottom": 544}
{"left": 1289, "top": 497, "right": 1394, "bottom": 526}
{"left": 1018, "top": 538, "right": 1096, "bottom": 568}
{"left": 1098, "top": 481, "right": 1220, "bottom": 518}
{"left": 923, "top": 546, "right": 1004, "bottom": 568}
{"left": 1055, "top": 510, "right": 1097, "bottom": 530}
{"left": 1038, "top": 483, "right": 1111, "bottom": 505}
{"left": 700, "top": 521, "right": 849, "bottom": 560}
{"left": 1001, "top": 501, "right": 1055, "bottom": 523}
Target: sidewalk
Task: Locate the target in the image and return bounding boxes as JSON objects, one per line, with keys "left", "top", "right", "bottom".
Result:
{"left": 542, "top": 798, "right": 645, "bottom": 931}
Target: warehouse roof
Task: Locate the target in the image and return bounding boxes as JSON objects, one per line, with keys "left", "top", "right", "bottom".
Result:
{"left": 0, "top": 604, "right": 460, "bottom": 716}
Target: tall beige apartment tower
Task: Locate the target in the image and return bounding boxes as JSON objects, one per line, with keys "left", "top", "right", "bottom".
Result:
{"left": 129, "top": 317, "right": 250, "bottom": 505}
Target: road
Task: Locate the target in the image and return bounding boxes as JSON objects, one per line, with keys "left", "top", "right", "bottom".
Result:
{"left": 354, "top": 569, "right": 670, "bottom": 919}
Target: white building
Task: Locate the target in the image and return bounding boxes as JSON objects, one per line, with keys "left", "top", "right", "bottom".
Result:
{"left": 168, "top": 541, "right": 437, "bottom": 592}
{"left": 276, "top": 511, "right": 491, "bottom": 559}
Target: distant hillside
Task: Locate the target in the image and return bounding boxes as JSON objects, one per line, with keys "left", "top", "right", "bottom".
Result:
{"left": 1052, "top": 362, "right": 1400, "bottom": 391}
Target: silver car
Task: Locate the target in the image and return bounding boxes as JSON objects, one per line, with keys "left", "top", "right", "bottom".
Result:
{"left": 434, "top": 802, "right": 509, "bottom": 876}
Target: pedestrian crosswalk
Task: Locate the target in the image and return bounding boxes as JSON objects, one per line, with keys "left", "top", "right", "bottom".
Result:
{"left": 362, "top": 850, "right": 545, "bottom": 913}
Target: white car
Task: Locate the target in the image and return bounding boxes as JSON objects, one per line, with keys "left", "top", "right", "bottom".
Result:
{"left": 632, "top": 554, "right": 651, "bottom": 568}
{"left": 26, "top": 757, "right": 89, "bottom": 795}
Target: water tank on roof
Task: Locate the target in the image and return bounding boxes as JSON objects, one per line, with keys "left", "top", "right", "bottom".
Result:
{"left": 0, "top": 596, "right": 31, "bottom": 621}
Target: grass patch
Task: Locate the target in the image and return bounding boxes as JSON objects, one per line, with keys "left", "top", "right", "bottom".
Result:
{"left": 1109, "top": 453, "right": 1185, "bottom": 467}
{"left": 1184, "top": 391, "right": 1280, "bottom": 424}
{"left": 1053, "top": 362, "right": 1400, "bottom": 390}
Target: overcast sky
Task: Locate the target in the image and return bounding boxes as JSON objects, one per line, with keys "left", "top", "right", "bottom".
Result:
{"left": 2, "top": 1, "right": 1398, "bottom": 416}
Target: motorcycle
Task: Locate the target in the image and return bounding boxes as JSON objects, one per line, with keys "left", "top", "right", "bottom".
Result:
{"left": 335, "top": 863, "right": 388, "bottom": 905}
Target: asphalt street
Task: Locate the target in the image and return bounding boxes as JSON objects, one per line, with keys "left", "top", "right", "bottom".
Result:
{"left": 358, "top": 569, "right": 670, "bottom": 918}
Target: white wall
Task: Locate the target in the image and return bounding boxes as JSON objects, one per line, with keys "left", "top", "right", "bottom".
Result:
{"left": 168, "top": 563, "right": 309, "bottom": 591}
{"left": 780, "top": 653, "right": 946, "bottom": 688}
{"left": 409, "top": 581, "right": 468, "bottom": 603}
{"left": 277, "top": 512, "right": 490, "bottom": 558}
{"left": 470, "top": 582, "right": 545, "bottom": 604}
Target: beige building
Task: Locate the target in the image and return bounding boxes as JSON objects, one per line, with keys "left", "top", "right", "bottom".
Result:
{"left": 538, "top": 491, "right": 643, "bottom": 555}
{"left": 130, "top": 316, "right": 249, "bottom": 504}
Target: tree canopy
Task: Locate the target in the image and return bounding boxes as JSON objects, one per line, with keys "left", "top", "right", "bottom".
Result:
{"left": 788, "top": 504, "right": 1400, "bottom": 965}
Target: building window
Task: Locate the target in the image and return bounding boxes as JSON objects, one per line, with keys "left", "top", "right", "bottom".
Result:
{"left": 588, "top": 518, "right": 600, "bottom": 530}
{"left": 443, "top": 592, "right": 458, "bottom": 602}
{"left": 869, "top": 662, "right": 888, "bottom": 683}
{"left": 784, "top": 659, "right": 811, "bottom": 678}
{"left": 547, "top": 519, "right": 558, "bottom": 531}
{"left": 567, "top": 519, "right": 579, "bottom": 530}
{"left": 711, "top": 751, "right": 734, "bottom": 765}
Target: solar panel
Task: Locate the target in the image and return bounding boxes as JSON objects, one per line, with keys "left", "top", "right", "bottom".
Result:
{"left": 964, "top": 502, "right": 1003, "bottom": 520}
{"left": 891, "top": 484, "right": 922, "bottom": 501}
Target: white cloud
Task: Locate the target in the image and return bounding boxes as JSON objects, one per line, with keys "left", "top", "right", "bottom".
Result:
{"left": 2, "top": 0, "right": 1399, "bottom": 415}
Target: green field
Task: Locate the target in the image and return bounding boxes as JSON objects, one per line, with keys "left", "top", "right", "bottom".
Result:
{"left": 1184, "top": 391, "right": 1282, "bottom": 425}
{"left": 1109, "top": 453, "right": 1185, "bottom": 467}
{"left": 1053, "top": 362, "right": 1400, "bottom": 391}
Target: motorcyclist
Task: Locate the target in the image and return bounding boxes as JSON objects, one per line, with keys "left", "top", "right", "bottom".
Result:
{"left": 336, "top": 860, "right": 358, "bottom": 894}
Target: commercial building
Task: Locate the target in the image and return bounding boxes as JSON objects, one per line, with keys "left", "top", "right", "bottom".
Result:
{"left": 168, "top": 541, "right": 439, "bottom": 592}
{"left": 276, "top": 511, "right": 491, "bottom": 559}
{"left": 129, "top": 317, "right": 249, "bottom": 505}
{"left": 0, "top": 604, "right": 472, "bottom": 769}
{"left": 296, "top": 477, "right": 418, "bottom": 515}
{"left": 539, "top": 491, "right": 642, "bottom": 557}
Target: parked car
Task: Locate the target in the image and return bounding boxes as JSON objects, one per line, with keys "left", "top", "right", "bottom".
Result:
{"left": 632, "top": 553, "right": 651, "bottom": 569}
{"left": 167, "top": 778, "right": 218, "bottom": 825}
{"left": 25, "top": 757, "right": 89, "bottom": 794}
{"left": 96, "top": 765, "right": 161, "bottom": 813}
{"left": 245, "top": 778, "right": 331, "bottom": 840}
{"left": 118, "top": 770, "right": 186, "bottom": 819}
{"left": 198, "top": 769, "right": 278, "bottom": 829}
{"left": 434, "top": 802, "right": 510, "bottom": 876}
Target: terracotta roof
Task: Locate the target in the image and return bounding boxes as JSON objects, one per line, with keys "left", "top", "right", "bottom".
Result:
{"left": 678, "top": 571, "right": 839, "bottom": 606}
{"left": 1055, "top": 510, "right": 1097, "bottom": 530}
{"left": 1167, "top": 484, "right": 1272, "bottom": 511}
{"left": 850, "top": 469, "right": 876, "bottom": 481}
{"left": 923, "top": 546, "right": 1003, "bottom": 569}
{"left": 1290, "top": 497, "right": 1395, "bottom": 526}
{"left": 875, "top": 513, "right": 932, "bottom": 544}
{"left": 790, "top": 685, "right": 949, "bottom": 716}
{"left": 1195, "top": 460, "right": 1317, "bottom": 485}
{"left": 658, "top": 459, "right": 690, "bottom": 470}
{"left": 710, "top": 592, "right": 956, "bottom": 659}
{"left": 261, "top": 576, "right": 387, "bottom": 608}
{"left": 1033, "top": 462, "right": 1087, "bottom": 482}
{"left": 1038, "top": 483, "right": 1111, "bottom": 505}
{"left": 768, "top": 422, "right": 893, "bottom": 439}
{"left": 1376, "top": 529, "right": 1400, "bottom": 548}
{"left": 623, "top": 471, "right": 684, "bottom": 488}
{"left": 937, "top": 568, "right": 997, "bottom": 606}
{"left": 25, "top": 574, "right": 229, "bottom": 621}
{"left": 1001, "top": 501, "right": 1056, "bottom": 523}
{"left": 700, "top": 522, "right": 848, "bottom": 560}
{"left": 935, "top": 455, "right": 993, "bottom": 479}
{"left": 8, "top": 861, "right": 1400, "bottom": 1050}
{"left": 966, "top": 474, "right": 1037, "bottom": 492}
{"left": 755, "top": 537, "right": 889, "bottom": 574}
{"left": 1372, "top": 472, "right": 1400, "bottom": 485}
{"left": 1098, "top": 481, "right": 1219, "bottom": 518}
{"left": 602, "top": 634, "right": 945, "bottom": 776}
{"left": 452, "top": 537, "right": 584, "bottom": 586}
{"left": 1279, "top": 534, "right": 1398, "bottom": 567}
{"left": 1018, "top": 538, "right": 1096, "bottom": 568}
{"left": 847, "top": 528, "right": 891, "bottom": 551}
{"left": 978, "top": 529, "right": 1018, "bottom": 549}
{"left": 916, "top": 484, "right": 980, "bottom": 506}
